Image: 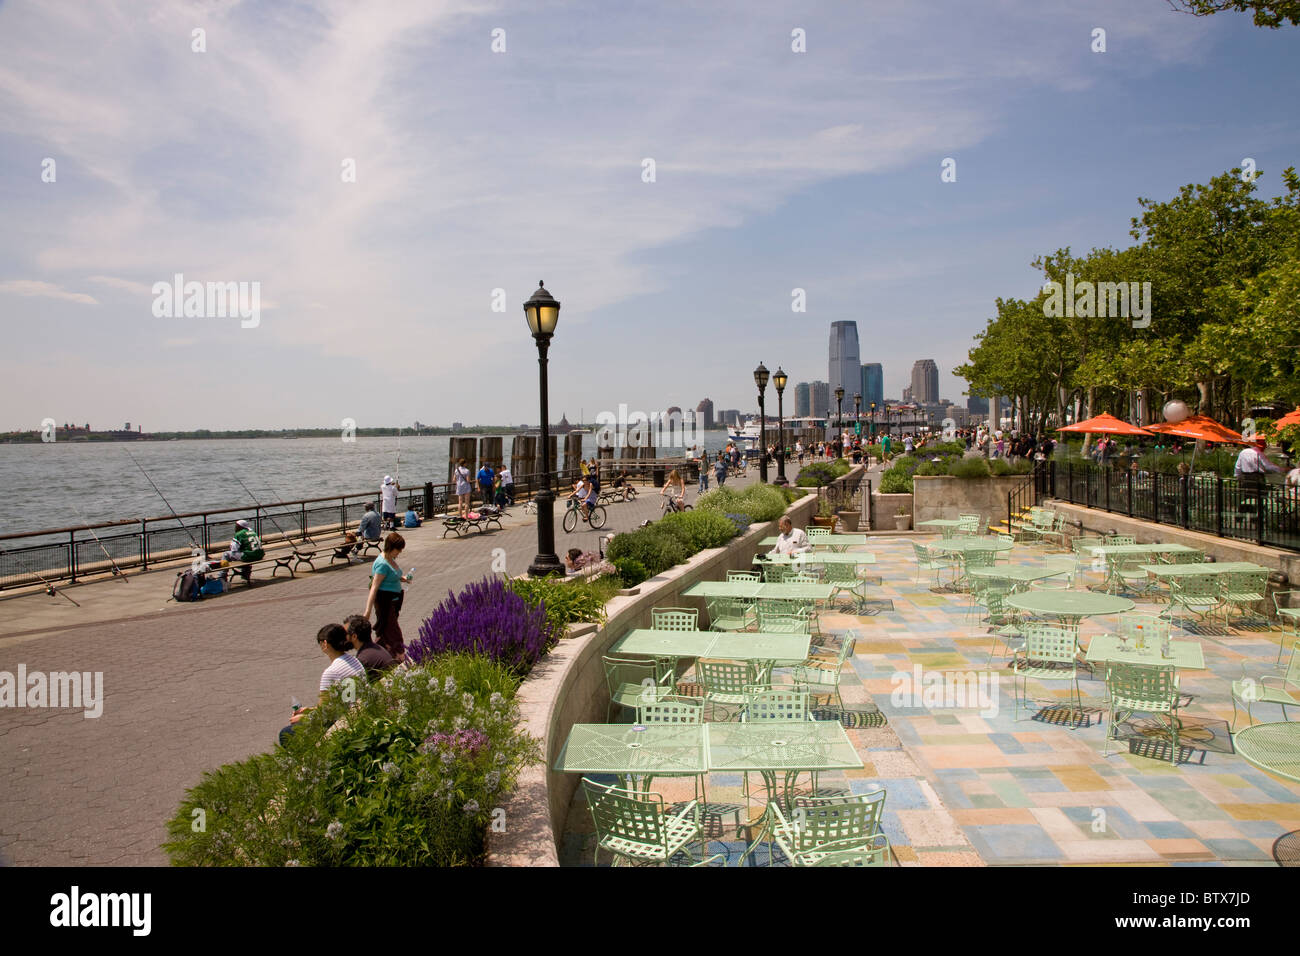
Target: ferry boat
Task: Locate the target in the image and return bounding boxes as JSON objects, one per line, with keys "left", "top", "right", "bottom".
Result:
{"left": 726, "top": 418, "right": 763, "bottom": 448}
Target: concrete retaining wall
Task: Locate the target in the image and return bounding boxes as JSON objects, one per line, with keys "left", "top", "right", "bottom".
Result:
{"left": 913, "top": 475, "right": 1027, "bottom": 525}
{"left": 486, "top": 489, "right": 818, "bottom": 866}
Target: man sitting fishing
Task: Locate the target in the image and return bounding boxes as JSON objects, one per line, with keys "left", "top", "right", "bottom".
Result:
{"left": 220, "top": 519, "right": 265, "bottom": 581}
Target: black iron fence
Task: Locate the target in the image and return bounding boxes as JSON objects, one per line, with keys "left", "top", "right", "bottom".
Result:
{"left": 1047, "top": 460, "right": 1300, "bottom": 552}
{"left": 0, "top": 465, "right": 611, "bottom": 591}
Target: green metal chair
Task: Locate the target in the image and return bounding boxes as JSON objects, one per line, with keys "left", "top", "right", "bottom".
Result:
{"left": 1041, "top": 514, "right": 1070, "bottom": 551}
{"left": 1272, "top": 590, "right": 1300, "bottom": 665}
{"left": 763, "top": 564, "right": 791, "bottom": 584}
{"left": 707, "top": 597, "right": 755, "bottom": 632}
{"left": 786, "top": 570, "right": 823, "bottom": 585}
{"left": 1220, "top": 570, "right": 1269, "bottom": 625}
{"left": 770, "top": 790, "right": 888, "bottom": 867}
{"left": 727, "top": 569, "right": 761, "bottom": 583}
{"left": 994, "top": 532, "right": 1015, "bottom": 564}
{"left": 792, "top": 632, "right": 857, "bottom": 712}
{"left": 912, "top": 542, "right": 957, "bottom": 588}
{"left": 1108, "top": 535, "right": 1136, "bottom": 546}
{"left": 1103, "top": 662, "right": 1181, "bottom": 764}
{"left": 697, "top": 659, "right": 759, "bottom": 721}
{"left": 1012, "top": 623, "right": 1082, "bottom": 722}
{"left": 957, "top": 513, "right": 980, "bottom": 536}
{"left": 755, "top": 597, "right": 814, "bottom": 635}
{"left": 981, "top": 585, "right": 1025, "bottom": 665}
{"left": 1231, "top": 645, "right": 1300, "bottom": 730}
{"left": 603, "top": 654, "right": 675, "bottom": 721}
{"left": 1072, "top": 536, "right": 1108, "bottom": 583}
{"left": 581, "top": 777, "right": 702, "bottom": 866}
{"left": 1160, "top": 550, "right": 1206, "bottom": 565}
{"left": 742, "top": 685, "right": 813, "bottom": 722}
{"left": 636, "top": 696, "right": 711, "bottom": 807}
{"left": 805, "top": 527, "right": 831, "bottom": 545}
{"left": 824, "top": 562, "right": 868, "bottom": 612}
{"left": 1108, "top": 552, "right": 1154, "bottom": 597}
{"left": 806, "top": 837, "right": 893, "bottom": 866}
{"left": 651, "top": 607, "right": 699, "bottom": 631}
{"left": 1169, "top": 573, "right": 1221, "bottom": 624}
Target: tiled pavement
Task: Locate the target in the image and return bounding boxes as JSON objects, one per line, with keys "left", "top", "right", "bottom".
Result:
{"left": 0, "top": 473, "right": 756, "bottom": 866}
{"left": 560, "top": 536, "right": 1300, "bottom": 866}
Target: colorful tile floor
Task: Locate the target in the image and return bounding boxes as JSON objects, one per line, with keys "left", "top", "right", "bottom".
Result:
{"left": 559, "top": 536, "right": 1300, "bottom": 866}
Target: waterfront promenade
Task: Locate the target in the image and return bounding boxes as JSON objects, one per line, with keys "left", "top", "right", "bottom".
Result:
{"left": 0, "top": 473, "right": 758, "bottom": 866}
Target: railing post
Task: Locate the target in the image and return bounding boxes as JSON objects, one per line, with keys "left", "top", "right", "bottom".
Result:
{"left": 1259, "top": 484, "right": 1268, "bottom": 547}
{"left": 300, "top": 501, "right": 307, "bottom": 538}
{"left": 202, "top": 513, "right": 210, "bottom": 554}
{"left": 1085, "top": 465, "right": 1091, "bottom": 507}
{"left": 68, "top": 529, "right": 77, "bottom": 583}
{"left": 1216, "top": 476, "right": 1224, "bottom": 538}
{"left": 340, "top": 498, "right": 347, "bottom": 534}
{"left": 1103, "top": 468, "right": 1111, "bottom": 512}
{"left": 1126, "top": 470, "right": 1133, "bottom": 517}
{"left": 141, "top": 518, "right": 149, "bottom": 570}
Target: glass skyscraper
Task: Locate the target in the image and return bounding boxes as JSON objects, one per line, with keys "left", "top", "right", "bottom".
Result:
{"left": 860, "top": 363, "right": 883, "bottom": 408}
{"left": 828, "top": 322, "right": 860, "bottom": 399}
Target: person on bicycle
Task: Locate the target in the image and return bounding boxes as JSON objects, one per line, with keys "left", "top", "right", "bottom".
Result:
{"left": 611, "top": 468, "right": 632, "bottom": 500}
{"left": 661, "top": 469, "right": 686, "bottom": 513}
{"left": 587, "top": 460, "right": 601, "bottom": 500}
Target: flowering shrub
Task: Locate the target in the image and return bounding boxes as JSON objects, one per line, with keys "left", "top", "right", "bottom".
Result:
{"left": 409, "top": 577, "right": 553, "bottom": 675}
{"left": 164, "top": 653, "right": 539, "bottom": 867}
{"left": 506, "top": 575, "right": 620, "bottom": 641}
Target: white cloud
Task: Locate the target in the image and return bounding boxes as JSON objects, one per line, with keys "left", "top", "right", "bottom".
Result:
{"left": 0, "top": 280, "right": 98, "bottom": 305}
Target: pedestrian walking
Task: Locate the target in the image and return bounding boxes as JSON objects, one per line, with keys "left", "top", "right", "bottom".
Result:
{"left": 366, "top": 532, "right": 412, "bottom": 662}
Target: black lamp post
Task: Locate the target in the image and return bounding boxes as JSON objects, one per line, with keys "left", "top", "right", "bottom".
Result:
{"left": 754, "top": 362, "right": 770, "bottom": 483}
{"left": 854, "top": 392, "right": 861, "bottom": 441}
{"left": 524, "top": 281, "right": 563, "bottom": 577}
{"left": 870, "top": 401, "right": 877, "bottom": 439}
{"left": 834, "top": 385, "right": 844, "bottom": 451}
{"left": 773, "top": 367, "right": 788, "bottom": 485}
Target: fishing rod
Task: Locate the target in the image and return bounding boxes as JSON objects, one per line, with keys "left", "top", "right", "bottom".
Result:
{"left": 0, "top": 548, "right": 82, "bottom": 606}
{"left": 254, "top": 478, "right": 322, "bottom": 548}
{"left": 228, "top": 473, "right": 301, "bottom": 548}
{"left": 124, "top": 448, "right": 207, "bottom": 564}
{"left": 396, "top": 425, "right": 402, "bottom": 487}
{"left": 68, "top": 502, "right": 129, "bottom": 582}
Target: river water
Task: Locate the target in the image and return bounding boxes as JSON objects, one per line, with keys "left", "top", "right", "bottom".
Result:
{"left": 0, "top": 430, "right": 734, "bottom": 535}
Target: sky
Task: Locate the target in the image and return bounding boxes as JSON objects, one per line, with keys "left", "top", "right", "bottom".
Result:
{"left": 1, "top": 0, "right": 1298, "bottom": 431}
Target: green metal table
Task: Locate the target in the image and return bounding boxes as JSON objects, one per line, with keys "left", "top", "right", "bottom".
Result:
{"left": 1137, "top": 561, "right": 1270, "bottom": 579}
{"left": 759, "top": 534, "right": 869, "bottom": 552}
{"left": 929, "top": 537, "right": 1016, "bottom": 589}
{"left": 1084, "top": 635, "right": 1206, "bottom": 670}
{"left": 609, "top": 629, "right": 810, "bottom": 666}
{"left": 916, "top": 518, "right": 968, "bottom": 538}
{"left": 682, "top": 580, "right": 761, "bottom": 599}
{"left": 755, "top": 582, "right": 836, "bottom": 602}
{"left": 1234, "top": 722, "right": 1300, "bottom": 784}
{"left": 1005, "top": 590, "right": 1134, "bottom": 629}
{"left": 966, "top": 563, "right": 1074, "bottom": 588}
{"left": 609, "top": 629, "right": 717, "bottom": 658}
{"left": 555, "top": 723, "right": 708, "bottom": 791}
{"left": 1086, "top": 543, "right": 1200, "bottom": 557}
{"left": 756, "top": 552, "right": 877, "bottom": 566}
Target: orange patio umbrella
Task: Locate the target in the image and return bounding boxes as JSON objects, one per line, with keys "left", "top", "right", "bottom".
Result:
{"left": 1056, "top": 413, "right": 1154, "bottom": 437}
{"left": 1274, "top": 408, "right": 1300, "bottom": 428}
{"left": 1145, "top": 415, "right": 1249, "bottom": 445}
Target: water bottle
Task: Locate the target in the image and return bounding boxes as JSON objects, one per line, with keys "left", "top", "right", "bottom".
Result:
{"left": 1134, "top": 624, "right": 1145, "bottom": 651}
{"left": 291, "top": 696, "right": 301, "bottom": 715}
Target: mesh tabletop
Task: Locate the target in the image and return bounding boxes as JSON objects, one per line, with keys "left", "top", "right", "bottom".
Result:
{"left": 930, "top": 538, "right": 1014, "bottom": 554}
{"left": 1086, "top": 543, "right": 1199, "bottom": 556}
{"left": 1138, "top": 562, "right": 1270, "bottom": 578}
{"left": 683, "top": 581, "right": 761, "bottom": 599}
{"left": 705, "top": 723, "right": 863, "bottom": 773}
{"left": 755, "top": 582, "right": 836, "bottom": 601}
{"left": 1084, "top": 635, "right": 1206, "bottom": 670}
{"left": 758, "top": 535, "right": 870, "bottom": 548}
{"left": 704, "top": 632, "right": 811, "bottom": 664}
{"left": 757, "top": 552, "right": 877, "bottom": 566}
{"left": 555, "top": 724, "right": 708, "bottom": 776}
{"left": 610, "top": 629, "right": 717, "bottom": 657}
{"left": 967, "top": 564, "right": 1073, "bottom": 584}
{"left": 1005, "top": 591, "right": 1134, "bottom": 617}
{"left": 1235, "top": 723, "right": 1300, "bottom": 784}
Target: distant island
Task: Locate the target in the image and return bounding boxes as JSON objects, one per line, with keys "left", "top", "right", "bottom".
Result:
{"left": 0, "top": 423, "right": 593, "bottom": 443}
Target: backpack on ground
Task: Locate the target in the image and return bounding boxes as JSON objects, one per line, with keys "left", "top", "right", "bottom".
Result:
{"left": 200, "top": 577, "right": 227, "bottom": 596}
{"left": 173, "top": 569, "right": 204, "bottom": 602}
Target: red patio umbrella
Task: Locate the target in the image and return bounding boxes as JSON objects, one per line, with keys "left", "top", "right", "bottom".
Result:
{"left": 1056, "top": 413, "right": 1154, "bottom": 436}
{"left": 1274, "top": 408, "right": 1300, "bottom": 428}
{"left": 1145, "top": 415, "right": 1249, "bottom": 445}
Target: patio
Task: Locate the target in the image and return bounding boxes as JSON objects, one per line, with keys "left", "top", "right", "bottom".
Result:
{"left": 557, "top": 533, "right": 1300, "bottom": 866}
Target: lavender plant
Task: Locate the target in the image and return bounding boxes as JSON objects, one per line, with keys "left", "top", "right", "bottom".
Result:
{"left": 408, "top": 576, "right": 554, "bottom": 675}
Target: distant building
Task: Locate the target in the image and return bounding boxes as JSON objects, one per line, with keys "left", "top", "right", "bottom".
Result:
{"left": 715, "top": 409, "right": 741, "bottom": 428}
{"left": 828, "top": 322, "right": 860, "bottom": 398}
{"left": 966, "top": 395, "right": 989, "bottom": 415}
{"left": 810, "top": 381, "right": 830, "bottom": 419}
{"left": 902, "top": 386, "right": 913, "bottom": 403}
{"left": 794, "top": 382, "right": 811, "bottom": 418}
{"left": 860, "top": 363, "right": 883, "bottom": 409}
{"left": 695, "top": 398, "right": 714, "bottom": 430}
{"left": 451, "top": 422, "right": 464, "bottom": 432}
{"left": 910, "top": 359, "right": 940, "bottom": 405}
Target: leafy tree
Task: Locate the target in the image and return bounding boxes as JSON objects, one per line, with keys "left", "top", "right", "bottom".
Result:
{"left": 1165, "top": 0, "right": 1300, "bottom": 28}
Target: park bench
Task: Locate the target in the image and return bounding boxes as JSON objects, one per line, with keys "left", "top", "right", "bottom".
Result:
{"left": 438, "top": 506, "right": 506, "bottom": 538}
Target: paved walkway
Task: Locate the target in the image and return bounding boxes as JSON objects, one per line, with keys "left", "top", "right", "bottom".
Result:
{"left": 0, "top": 471, "right": 759, "bottom": 866}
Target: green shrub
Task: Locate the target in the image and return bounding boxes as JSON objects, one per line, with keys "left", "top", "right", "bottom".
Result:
{"left": 927, "top": 441, "right": 967, "bottom": 456}
{"left": 606, "top": 524, "right": 689, "bottom": 575}
{"left": 698, "top": 483, "right": 790, "bottom": 523}
{"left": 893, "top": 455, "right": 923, "bottom": 476}
{"left": 658, "top": 509, "right": 740, "bottom": 551}
{"left": 951, "top": 457, "right": 992, "bottom": 479}
{"left": 163, "top": 654, "right": 538, "bottom": 867}
{"left": 829, "top": 457, "right": 851, "bottom": 477}
{"left": 914, "top": 461, "right": 944, "bottom": 477}
{"left": 879, "top": 469, "right": 912, "bottom": 494}
{"left": 611, "top": 557, "right": 649, "bottom": 587}
{"left": 794, "top": 462, "right": 838, "bottom": 487}
{"left": 507, "top": 575, "right": 619, "bottom": 637}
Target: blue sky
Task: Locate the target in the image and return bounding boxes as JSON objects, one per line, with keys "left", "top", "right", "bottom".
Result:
{"left": 1, "top": 0, "right": 1297, "bottom": 430}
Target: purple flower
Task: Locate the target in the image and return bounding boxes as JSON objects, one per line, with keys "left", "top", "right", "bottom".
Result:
{"left": 407, "top": 577, "right": 554, "bottom": 674}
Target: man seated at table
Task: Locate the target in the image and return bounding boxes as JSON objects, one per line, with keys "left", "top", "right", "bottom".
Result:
{"left": 769, "top": 516, "right": 813, "bottom": 555}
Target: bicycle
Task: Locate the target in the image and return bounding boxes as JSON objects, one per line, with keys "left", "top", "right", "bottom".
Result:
{"left": 660, "top": 494, "right": 692, "bottom": 515}
{"left": 563, "top": 495, "right": 607, "bottom": 533}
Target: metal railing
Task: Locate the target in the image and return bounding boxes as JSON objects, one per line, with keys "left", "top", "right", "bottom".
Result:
{"left": 1048, "top": 460, "right": 1300, "bottom": 552}
{"left": 0, "top": 465, "right": 615, "bottom": 591}
{"left": 1006, "top": 464, "right": 1044, "bottom": 532}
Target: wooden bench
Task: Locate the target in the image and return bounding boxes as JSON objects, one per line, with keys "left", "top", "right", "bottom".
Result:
{"left": 438, "top": 507, "right": 506, "bottom": 537}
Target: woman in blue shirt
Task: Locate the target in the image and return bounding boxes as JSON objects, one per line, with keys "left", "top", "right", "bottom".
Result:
{"left": 365, "top": 532, "right": 412, "bottom": 661}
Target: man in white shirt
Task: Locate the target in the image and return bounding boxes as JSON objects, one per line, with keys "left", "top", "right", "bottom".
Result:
{"left": 770, "top": 516, "right": 812, "bottom": 555}
{"left": 381, "top": 475, "right": 399, "bottom": 530}
{"left": 1235, "top": 437, "right": 1281, "bottom": 515}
